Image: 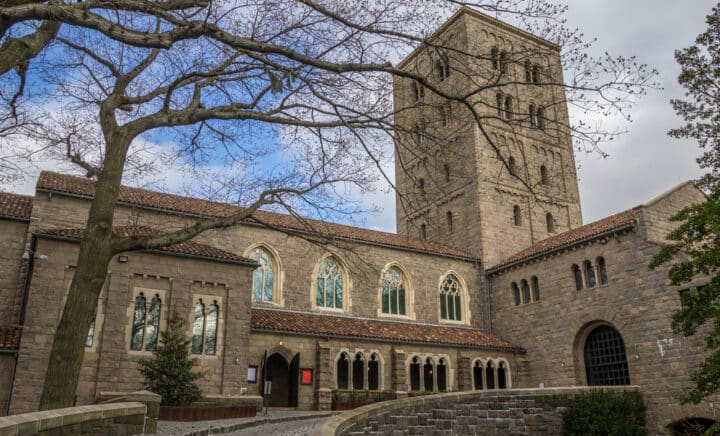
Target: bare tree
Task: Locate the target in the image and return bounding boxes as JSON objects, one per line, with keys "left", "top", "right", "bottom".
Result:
{"left": 0, "top": 0, "right": 658, "bottom": 409}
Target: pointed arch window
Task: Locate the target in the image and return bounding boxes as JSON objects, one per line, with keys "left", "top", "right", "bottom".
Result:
{"left": 437, "top": 358, "right": 448, "bottom": 392}
{"left": 130, "top": 293, "right": 161, "bottom": 351}
{"left": 352, "top": 353, "right": 365, "bottom": 390}
{"left": 473, "top": 361, "right": 484, "bottom": 390}
{"left": 368, "top": 354, "right": 380, "bottom": 390}
{"left": 191, "top": 300, "right": 206, "bottom": 354}
{"left": 439, "top": 274, "right": 462, "bottom": 321}
{"left": 597, "top": 257, "right": 608, "bottom": 285}
{"left": 249, "top": 247, "right": 275, "bottom": 302}
{"left": 191, "top": 299, "right": 220, "bottom": 356}
{"left": 436, "top": 56, "right": 450, "bottom": 81}
{"left": 584, "top": 260, "right": 596, "bottom": 288}
{"left": 337, "top": 353, "right": 349, "bottom": 389}
{"left": 521, "top": 279, "right": 531, "bottom": 304}
{"left": 381, "top": 267, "right": 407, "bottom": 316}
{"left": 485, "top": 361, "right": 496, "bottom": 389}
{"left": 316, "top": 258, "right": 344, "bottom": 309}
{"left": 512, "top": 282, "right": 521, "bottom": 306}
{"left": 513, "top": 205, "right": 522, "bottom": 226}
{"left": 546, "top": 213, "right": 555, "bottom": 233}
{"left": 572, "top": 264, "right": 583, "bottom": 291}
{"left": 531, "top": 276, "right": 540, "bottom": 301}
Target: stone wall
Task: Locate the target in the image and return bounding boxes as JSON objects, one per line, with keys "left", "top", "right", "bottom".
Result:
{"left": 319, "top": 386, "right": 640, "bottom": 435}
{"left": 0, "top": 218, "right": 29, "bottom": 323}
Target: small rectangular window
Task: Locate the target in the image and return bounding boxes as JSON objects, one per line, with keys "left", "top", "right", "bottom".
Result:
{"left": 679, "top": 289, "right": 690, "bottom": 307}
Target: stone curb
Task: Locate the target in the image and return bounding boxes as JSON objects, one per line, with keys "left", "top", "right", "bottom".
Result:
{"left": 181, "top": 412, "right": 336, "bottom": 436}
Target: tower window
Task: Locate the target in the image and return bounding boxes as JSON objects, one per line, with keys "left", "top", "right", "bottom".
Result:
{"left": 584, "top": 260, "right": 596, "bottom": 288}
{"left": 521, "top": 279, "right": 531, "bottom": 304}
{"left": 420, "top": 223, "right": 427, "bottom": 240}
{"left": 443, "top": 163, "right": 450, "bottom": 182}
{"left": 540, "top": 165, "right": 548, "bottom": 184}
{"left": 532, "top": 65, "right": 541, "bottom": 84}
{"left": 508, "top": 156, "right": 517, "bottom": 176}
{"left": 436, "top": 57, "right": 450, "bottom": 81}
{"left": 413, "top": 81, "right": 425, "bottom": 103}
{"left": 446, "top": 211, "right": 453, "bottom": 233}
{"left": 491, "top": 47, "right": 499, "bottom": 70}
{"left": 524, "top": 60, "right": 532, "bottom": 82}
{"left": 499, "top": 50, "right": 508, "bottom": 73}
{"left": 418, "top": 177, "right": 425, "bottom": 195}
{"left": 496, "top": 93, "right": 504, "bottom": 117}
{"left": 504, "top": 95, "right": 513, "bottom": 120}
{"left": 546, "top": 213, "right": 555, "bottom": 233}
{"left": 440, "top": 101, "right": 451, "bottom": 126}
{"left": 512, "top": 282, "right": 521, "bottom": 306}
{"left": 537, "top": 107, "right": 546, "bottom": 130}
{"left": 572, "top": 264, "right": 583, "bottom": 291}
{"left": 531, "top": 276, "right": 540, "bottom": 301}
{"left": 597, "top": 257, "right": 608, "bottom": 285}
{"left": 513, "top": 205, "right": 522, "bottom": 226}
{"left": 529, "top": 104, "right": 537, "bottom": 128}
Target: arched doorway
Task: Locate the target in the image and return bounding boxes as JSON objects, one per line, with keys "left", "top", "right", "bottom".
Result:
{"left": 670, "top": 418, "right": 718, "bottom": 435}
{"left": 583, "top": 325, "right": 630, "bottom": 385}
{"left": 265, "top": 353, "right": 289, "bottom": 406}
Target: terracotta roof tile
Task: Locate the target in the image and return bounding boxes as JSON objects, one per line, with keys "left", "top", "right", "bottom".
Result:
{"left": 36, "top": 171, "right": 477, "bottom": 260}
{"left": 37, "top": 225, "right": 256, "bottom": 265}
{"left": 0, "top": 324, "right": 22, "bottom": 351}
{"left": 251, "top": 308, "right": 524, "bottom": 351}
{"left": 488, "top": 209, "right": 637, "bottom": 273}
{"left": 0, "top": 192, "right": 32, "bottom": 221}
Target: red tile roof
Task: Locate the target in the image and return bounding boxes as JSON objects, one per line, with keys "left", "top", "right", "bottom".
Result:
{"left": 0, "top": 324, "right": 22, "bottom": 351}
{"left": 0, "top": 192, "right": 32, "bottom": 222}
{"left": 488, "top": 209, "right": 638, "bottom": 273}
{"left": 37, "top": 226, "right": 256, "bottom": 265}
{"left": 251, "top": 308, "right": 524, "bottom": 351}
{"left": 36, "top": 171, "right": 477, "bottom": 260}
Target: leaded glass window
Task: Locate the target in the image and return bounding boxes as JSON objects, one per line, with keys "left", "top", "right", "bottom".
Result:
{"left": 316, "top": 258, "right": 343, "bottom": 309}
{"left": 381, "top": 267, "right": 406, "bottom": 315}
{"left": 249, "top": 247, "right": 274, "bottom": 302}
{"left": 145, "top": 295, "right": 161, "bottom": 351}
{"left": 130, "top": 293, "right": 161, "bottom": 352}
{"left": 439, "top": 275, "right": 462, "bottom": 321}
{"left": 130, "top": 294, "right": 146, "bottom": 351}
{"left": 205, "top": 302, "right": 218, "bottom": 356}
{"left": 191, "top": 300, "right": 206, "bottom": 354}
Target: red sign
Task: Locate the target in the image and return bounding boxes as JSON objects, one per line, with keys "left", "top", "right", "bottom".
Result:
{"left": 301, "top": 369, "right": 313, "bottom": 385}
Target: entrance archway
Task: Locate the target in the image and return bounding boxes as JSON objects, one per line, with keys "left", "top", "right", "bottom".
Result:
{"left": 670, "top": 418, "right": 717, "bottom": 435}
{"left": 583, "top": 324, "right": 630, "bottom": 385}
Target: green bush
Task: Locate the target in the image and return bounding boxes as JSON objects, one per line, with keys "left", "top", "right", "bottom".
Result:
{"left": 562, "top": 390, "right": 647, "bottom": 436}
{"left": 138, "top": 311, "right": 202, "bottom": 406}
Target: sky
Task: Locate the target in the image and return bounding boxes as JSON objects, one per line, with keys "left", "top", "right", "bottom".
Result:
{"left": 0, "top": 1, "right": 715, "bottom": 232}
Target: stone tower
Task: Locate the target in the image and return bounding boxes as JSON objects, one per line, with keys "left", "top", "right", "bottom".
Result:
{"left": 393, "top": 7, "right": 583, "bottom": 267}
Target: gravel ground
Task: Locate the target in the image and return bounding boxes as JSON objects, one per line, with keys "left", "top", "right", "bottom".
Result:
{"left": 228, "top": 416, "right": 330, "bottom": 435}
{"left": 157, "top": 410, "right": 333, "bottom": 436}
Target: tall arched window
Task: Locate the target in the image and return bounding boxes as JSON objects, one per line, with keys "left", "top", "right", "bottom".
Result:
{"left": 597, "top": 257, "right": 608, "bottom": 285}
{"left": 316, "top": 258, "right": 344, "bottom": 309}
{"left": 491, "top": 47, "right": 499, "bottom": 70}
{"left": 532, "top": 65, "right": 541, "bottom": 84}
{"left": 381, "top": 267, "right": 406, "bottom": 316}
{"left": 352, "top": 353, "right": 365, "bottom": 390}
{"left": 572, "top": 264, "right": 583, "bottom": 291}
{"left": 537, "top": 107, "right": 546, "bottom": 129}
{"left": 584, "top": 260, "right": 596, "bottom": 288}
{"left": 473, "top": 361, "right": 483, "bottom": 390}
{"left": 498, "top": 361, "right": 508, "bottom": 389}
{"left": 499, "top": 50, "right": 508, "bottom": 73}
{"left": 508, "top": 156, "right": 517, "bottom": 176}
{"left": 443, "top": 163, "right": 450, "bottom": 182}
{"left": 368, "top": 354, "right": 380, "bottom": 390}
{"left": 437, "top": 358, "right": 448, "bottom": 392}
{"left": 436, "top": 57, "right": 450, "bottom": 81}
{"left": 512, "top": 282, "right": 521, "bottom": 306}
{"left": 145, "top": 295, "right": 161, "bottom": 351}
{"left": 337, "top": 353, "right": 349, "bottom": 389}
{"left": 410, "top": 356, "right": 421, "bottom": 391}
{"left": 439, "top": 274, "right": 462, "bottom": 321}
{"left": 584, "top": 325, "right": 630, "bottom": 385}
{"left": 205, "top": 302, "right": 218, "bottom": 355}
{"left": 513, "top": 205, "right": 522, "bottom": 226}
{"left": 424, "top": 358, "right": 434, "bottom": 392}
{"left": 446, "top": 211, "right": 453, "bottom": 233}
{"left": 504, "top": 95, "right": 513, "bottom": 119}
{"left": 521, "top": 279, "right": 531, "bottom": 304}
{"left": 529, "top": 104, "right": 537, "bottom": 127}
{"left": 531, "top": 276, "right": 540, "bottom": 302}
{"left": 540, "top": 165, "right": 548, "bottom": 184}
{"left": 249, "top": 246, "right": 275, "bottom": 302}
{"left": 191, "top": 300, "right": 206, "bottom": 354}
{"left": 413, "top": 81, "right": 424, "bottom": 103}
{"left": 496, "top": 93, "right": 504, "bottom": 117}
{"left": 485, "top": 361, "right": 495, "bottom": 389}
{"left": 418, "top": 177, "right": 425, "bottom": 194}
{"left": 524, "top": 60, "right": 532, "bottom": 82}
{"left": 546, "top": 213, "right": 555, "bottom": 233}
{"left": 130, "top": 294, "right": 146, "bottom": 351}
{"left": 420, "top": 223, "right": 427, "bottom": 240}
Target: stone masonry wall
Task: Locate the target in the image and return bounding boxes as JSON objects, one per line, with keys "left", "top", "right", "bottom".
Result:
{"left": 0, "top": 218, "right": 29, "bottom": 323}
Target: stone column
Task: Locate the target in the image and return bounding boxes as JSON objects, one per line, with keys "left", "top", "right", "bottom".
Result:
{"left": 391, "top": 347, "right": 407, "bottom": 399}
{"left": 457, "top": 355, "right": 470, "bottom": 391}
{"left": 316, "top": 341, "right": 332, "bottom": 410}
{"left": 221, "top": 267, "right": 254, "bottom": 395}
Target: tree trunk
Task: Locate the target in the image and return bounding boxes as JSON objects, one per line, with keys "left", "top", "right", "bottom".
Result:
{"left": 38, "top": 130, "right": 129, "bottom": 410}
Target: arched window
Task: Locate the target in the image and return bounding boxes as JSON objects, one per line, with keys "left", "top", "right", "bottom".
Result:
{"left": 498, "top": 361, "right": 508, "bottom": 389}
{"left": 205, "top": 302, "right": 218, "bottom": 355}
{"left": 420, "top": 223, "right": 427, "bottom": 240}
{"left": 511, "top": 282, "right": 521, "bottom": 306}
{"left": 410, "top": 356, "right": 421, "bottom": 391}
{"left": 368, "top": 354, "right": 380, "bottom": 390}
{"left": 436, "top": 57, "right": 450, "bottom": 81}
{"left": 130, "top": 293, "right": 146, "bottom": 351}
{"left": 352, "top": 353, "right": 365, "bottom": 390}
{"left": 443, "top": 163, "right": 450, "bottom": 182}
{"left": 424, "top": 358, "right": 434, "bottom": 392}
{"left": 491, "top": 47, "right": 499, "bottom": 70}
{"left": 439, "top": 274, "right": 462, "bottom": 321}
{"left": 381, "top": 267, "right": 406, "bottom": 316}
{"left": 446, "top": 211, "right": 453, "bottom": 233}
{"left": 499, "top": 50, "right": 508, "bottom": 73}
{"left": 437, "top": 358, "right": 448, "bottom": 392}
{"left": 540, "top": 165, "right": 548, "bottom": 184}
{"left": 473, "top": 360, "right": 483, "bottom": 390}
{"left": 316, "top": 258, "right": 344, "bottom": 309}
{"left": 532, "top": 65, "right": 541, "bottom": 84}
{"left": 337, "top": 353, "right": 349, "bottom": 389}
{"left": 597, "top": 257, "right": 608, "bottom": 285}
{"left": 584, "top": 260, "right": 596, "bottom": 288}
{"left": 191, "top": 300, "right": 205, "bottom": 354}
{"left": 513, "top": 205, "right": 522, "bottom": 226}
{"left": 529, "top": 104, "right": 537, "bottom": 127}
{"left": 521, "top": 279, "right": 531, "bottom": 304}
{"left": 546, "top": 213, "right": 555, "bottom": 233}
{"left": 249, "top": 246, "right": 275, "bottom": 302}
{"left": 584, "top": 325, "right": 630, "bottom": 385}
{"left": 504, "top": 95, "right": 513, "bottom": 119}
{"left": 485, "top": 361, "right": 495, "bottom": 389}
{"left": 531, "top": 276, "right": 540, "bottom": 302}
{"left": 144, "top": 294, "right": 161, "bottom": 351}
{"left": 496, "top": 93, "right": 504, "bottom": 117}
{"left": 418, "top": 177, "right": 425, "bottom": 194}
{"left": 572, "top": 264, "right": 583, "bottom": 291}
{"left": 413, "top": 81, "right": 424, "bottom": 103}
{"left": 508, "top": 156, "right": 517, "bottom": 176}
{"left": 524, "top": 60, "right": 532, "bottom": 82}
{"left": 537, "top": 107, "right": 545, "bottom": 129}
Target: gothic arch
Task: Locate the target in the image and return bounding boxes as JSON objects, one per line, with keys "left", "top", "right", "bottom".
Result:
{"left": 437, "top": 271, "right": 471, "bottom": 324}
{"left": 377, "top": 262, "right": 416, "bottom": 319}
{"left": 244, "top": 242, "right": 284, "bottom": 306}
{"left": 266, "top": 343, "right": 295, "bottom": 365}
{"left": 310, "top": 252, "right": 352, "bottom": 312}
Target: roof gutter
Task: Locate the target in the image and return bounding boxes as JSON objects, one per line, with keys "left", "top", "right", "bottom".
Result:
{"left": 485, "top": 223, "right": 636, "bottom": 276}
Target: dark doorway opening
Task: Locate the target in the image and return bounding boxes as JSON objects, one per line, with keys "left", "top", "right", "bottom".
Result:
{"left": 423, "top": 358, "right": 434, "bottom": 392}
{"left": 265, "top": 353, "right": 289, "bottom": 407}
{"left": 410, "top": 357, "right": 421, "bottom": 391}
{"left": 473, "top": 361, "right": 483, "bottom": 390}
{"left": 584, "top": 325, "right": 630, "bottom": 385}
{"left": 671, "top": 418, "right": 717, "bottom": 435}
{"left": 288, "top": 353, "right": 300, "bottom": 407}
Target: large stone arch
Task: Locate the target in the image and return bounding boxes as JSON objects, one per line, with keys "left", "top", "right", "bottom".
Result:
{"left": 572, "top": 320, "right": 630, "bottom": 386}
